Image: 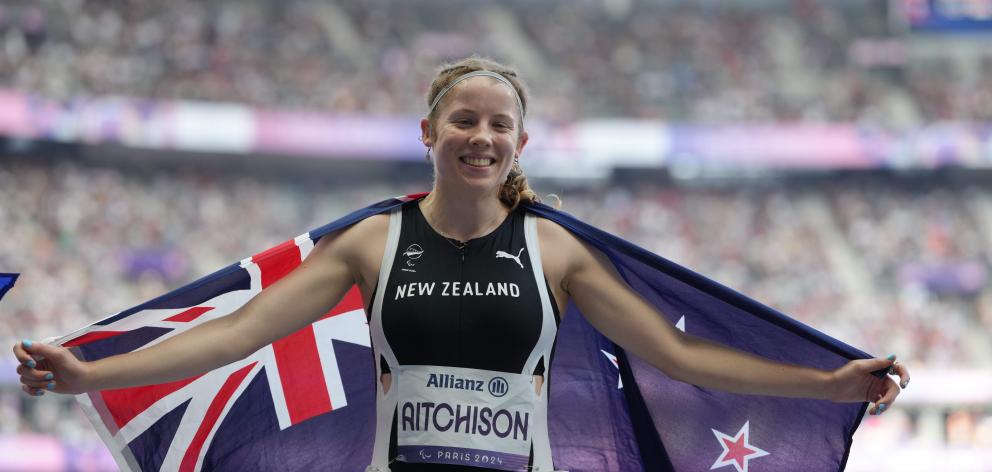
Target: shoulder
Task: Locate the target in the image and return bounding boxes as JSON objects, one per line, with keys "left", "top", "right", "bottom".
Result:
{"left": 536, "top": 212, "right": 600, "bottom": 256}
{"left": 534, "top": 214, "right": 601, "bottom": 282}
{"left": 535, "top": 216, "right": 580, "bottom": 251}
{"left": 344, "top": 213, "right": 391, "bottom": 242}
{"left": 308, "top": 212, "right": 391, "bottom": 289}
{"left": 312, "top": 213, "right": 390, "bottom": 259}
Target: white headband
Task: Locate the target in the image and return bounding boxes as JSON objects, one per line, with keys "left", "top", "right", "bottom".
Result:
{"left": 427, "top": 70, "right": 524, "bottom": 119}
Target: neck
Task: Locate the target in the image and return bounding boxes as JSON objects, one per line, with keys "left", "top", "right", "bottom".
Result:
{"left": 420, "top": 187, "right": 509, "bottom": 242}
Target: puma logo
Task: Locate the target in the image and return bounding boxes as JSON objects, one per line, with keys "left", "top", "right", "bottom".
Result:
{"left": 495, "top": 248, "right": 526, "bottom": 269}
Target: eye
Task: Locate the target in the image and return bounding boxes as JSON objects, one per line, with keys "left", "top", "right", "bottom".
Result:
{"left": 494, "top": 122, "right": 512, "bottom": 130}
{"left": 452, "top": 118, "right": 473, "bottom": 126}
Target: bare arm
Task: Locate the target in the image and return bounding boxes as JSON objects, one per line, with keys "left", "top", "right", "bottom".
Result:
{"left": 14, "top": 216, "right": 387, "bottom": 394}
{"left": 540, "top": 220, "right": 908, "bottom": 412}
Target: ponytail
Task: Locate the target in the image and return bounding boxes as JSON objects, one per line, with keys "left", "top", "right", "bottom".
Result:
{"left": 498, "top": 159, "right": 538, "bottom": 210}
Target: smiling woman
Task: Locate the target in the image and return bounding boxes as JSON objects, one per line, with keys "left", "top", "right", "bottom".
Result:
{"left": 421, "top": 57, "right": 536, "bottom": 216}
{"left": 12, "top": 55, "right": 909, "bottom": 472}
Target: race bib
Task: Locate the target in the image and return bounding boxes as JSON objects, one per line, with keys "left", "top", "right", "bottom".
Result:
{"left": 395, "top": 365, "right": 538, "bottom": 471}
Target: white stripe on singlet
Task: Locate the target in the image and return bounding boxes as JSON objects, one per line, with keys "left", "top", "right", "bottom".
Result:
{"left": 368, "top": 207, "right": 403, "bottom": 470}
{"left": 523, "top": 213, "right": 558, "bottom": 471}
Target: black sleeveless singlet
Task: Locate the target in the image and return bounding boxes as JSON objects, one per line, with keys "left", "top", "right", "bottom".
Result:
{"left": 366, "top": 201, "right": 561, "bottom": 472}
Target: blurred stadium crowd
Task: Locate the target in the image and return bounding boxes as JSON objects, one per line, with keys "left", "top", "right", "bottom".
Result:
{"left": 2, "top": 0, "right": 992, "bottom": 125}
{"left": 2, "top": 158, "right": 991, "bottom": 457}
{"left": 5, "top": 159, "right": 988, "bottom": 370}
{"left": 2, "top": 0, "right": 992, "bottom": 468}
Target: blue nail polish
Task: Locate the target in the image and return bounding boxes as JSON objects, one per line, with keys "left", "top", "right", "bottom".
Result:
{"left": 901, "top": 380, "right": 909, "bottom": 389}
{"left": 46, "top": 382, "right": 55, "bottom": 391}
{"left": 33, "top": 390, "right": 43, "bottom": 396}
{"left": 44, "top": 373, "right": 54, "bottom": 381}
{"left": 878, "top": 403, "right": 886, "bottom": 412}
{"left": 26, "top": 360, "right": 36, "bottom": 369}
{"left": 886, "top": 354, "right": 896, "bottom": 361}
{"left": 22, "top": 339, "right": 32, "bottom": 348}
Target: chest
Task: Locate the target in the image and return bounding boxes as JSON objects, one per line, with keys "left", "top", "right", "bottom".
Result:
{"left": 357, "top": 213, "right": 568, "bottom": 318}
{"left": 384, "top": 238, "right": 540, "bottom": 333}
{"left": 375, "top": 207, "right": 550, "bottom": 373}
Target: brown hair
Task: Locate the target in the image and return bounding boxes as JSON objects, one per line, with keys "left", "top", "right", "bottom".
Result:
{"left": 426, "top": 55, "right": 538, "bottom": 210}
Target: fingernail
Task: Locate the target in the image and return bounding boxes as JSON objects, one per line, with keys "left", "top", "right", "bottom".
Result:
{"left": 22, "top": 339, "right": 32, "bottom": 348}
{"left": 44, "top": 373, "right": 53, "bottom": 380}
{"left": 26, "top": 360, "right": 36, "bottom": 369}
{"left": 901, "top": 379, "right": 909, "bottom": 389}
{"left": 33, "top": 390, "right": 43, "bottom": 396}
{"left": 46, "top": 382, "right": 55, "bottom": 391}
{"left": 886, "top": 354, "right": 896, "bottom": 361}
{"left": 878, "top": 403, "right": 887, "bottom": 412}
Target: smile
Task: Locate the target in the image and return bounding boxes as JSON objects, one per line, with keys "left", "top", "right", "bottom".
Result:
{"left": 460, "top": 156, "right": 495, "bottom": 167}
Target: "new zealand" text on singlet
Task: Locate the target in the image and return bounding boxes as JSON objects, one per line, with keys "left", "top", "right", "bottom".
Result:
{"left": 394, "top": 281, "right": 520, "bottom": 300}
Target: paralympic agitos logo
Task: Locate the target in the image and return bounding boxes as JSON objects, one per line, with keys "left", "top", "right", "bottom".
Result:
{"left": 402, "top": 244, "right": 424, "bottom": 273}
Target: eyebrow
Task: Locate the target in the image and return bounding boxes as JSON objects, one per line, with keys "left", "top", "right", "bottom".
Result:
{"left": 447, "top": 109, "right": 517, "bottom": 122}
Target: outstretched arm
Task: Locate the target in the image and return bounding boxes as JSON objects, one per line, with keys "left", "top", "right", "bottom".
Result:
{"left": 13, "top": 217, "right": 383, "bottom": 395}
{"left": 547, "top": 224, "right": 909, "bottom": 414}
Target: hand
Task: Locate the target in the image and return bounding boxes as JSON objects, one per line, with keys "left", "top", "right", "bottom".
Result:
{"left": 827, "top": 355, "right": 910, "bottom": 415}
{"left": 12, "top": 339, "right": 90, "bottom": 396}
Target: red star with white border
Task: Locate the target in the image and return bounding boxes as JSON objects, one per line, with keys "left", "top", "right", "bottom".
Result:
{"left": 710, "top": 421, "right": 770, "bottom": 472}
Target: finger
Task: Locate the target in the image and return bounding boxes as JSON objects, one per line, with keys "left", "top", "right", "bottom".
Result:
{"left": 22, "top": 340, "right": 63, "bottom": 361}
{"left": 12, "top": 340, "right": 37, "bottom": 368}
{"left": 20, "top": 376, "right": 56, "bottom": 389}
{"left": 871, "top": 378, "right": 900, "bottom": 415}
{"left": 864, "top": 354, "right": 896, "bottom": 371}
{"left": 15, "top": 364, "right": 54, "bottom": 382}
{"left": 21, "top": 384, "right": 45, "bottom": 397}
{"left": 891, "top": 362, "right": 911, "bottom": 389}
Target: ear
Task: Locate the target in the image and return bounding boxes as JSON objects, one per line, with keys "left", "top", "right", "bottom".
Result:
{"left": 516, "top": 129, "right": 529, "bottom": 157}
{"left": 420, "top": 118, "right": 432, "bottom": 148}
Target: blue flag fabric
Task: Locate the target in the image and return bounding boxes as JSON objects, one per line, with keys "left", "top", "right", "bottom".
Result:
{"left": 55, "top": 196, "right": 869, "bottom": 472}
{"left": 526, "top": 204, "right": 871, "bottom": 471}
{"left": 0, "top": 273, "right": 18, "bottom": 301}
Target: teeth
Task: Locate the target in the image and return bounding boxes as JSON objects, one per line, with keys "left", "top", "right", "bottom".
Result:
{"left": 462, "top": 157, "right": 493, "bottom": 167}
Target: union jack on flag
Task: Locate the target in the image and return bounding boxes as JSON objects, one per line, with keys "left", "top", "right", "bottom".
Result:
{"left": 54, "top": 195, "right": 874, "bottom": 471}
{"left": 60, "top": 230, "right": 377, "bottom": 471}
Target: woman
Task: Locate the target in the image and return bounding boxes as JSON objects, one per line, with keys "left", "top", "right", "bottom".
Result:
{"left": 13, "top": 56, "right": 909, "bottom": 471}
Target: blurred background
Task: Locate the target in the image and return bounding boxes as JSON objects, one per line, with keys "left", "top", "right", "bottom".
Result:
{"left": 1, "top": 0, "right": 991, "bottom": 470}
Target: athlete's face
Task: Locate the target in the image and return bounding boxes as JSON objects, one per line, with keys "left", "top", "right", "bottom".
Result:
{"left": 421, "top": 76, "right": 528, "bottom": 195}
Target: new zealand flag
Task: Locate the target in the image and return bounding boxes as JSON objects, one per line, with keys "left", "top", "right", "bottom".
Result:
{"left": 52, "top": 195, "right": 871, "bottom": 471}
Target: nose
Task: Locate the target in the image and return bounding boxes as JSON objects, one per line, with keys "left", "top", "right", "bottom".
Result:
{"left": 468, "top": 124, "right": 493, "bottom": 148}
